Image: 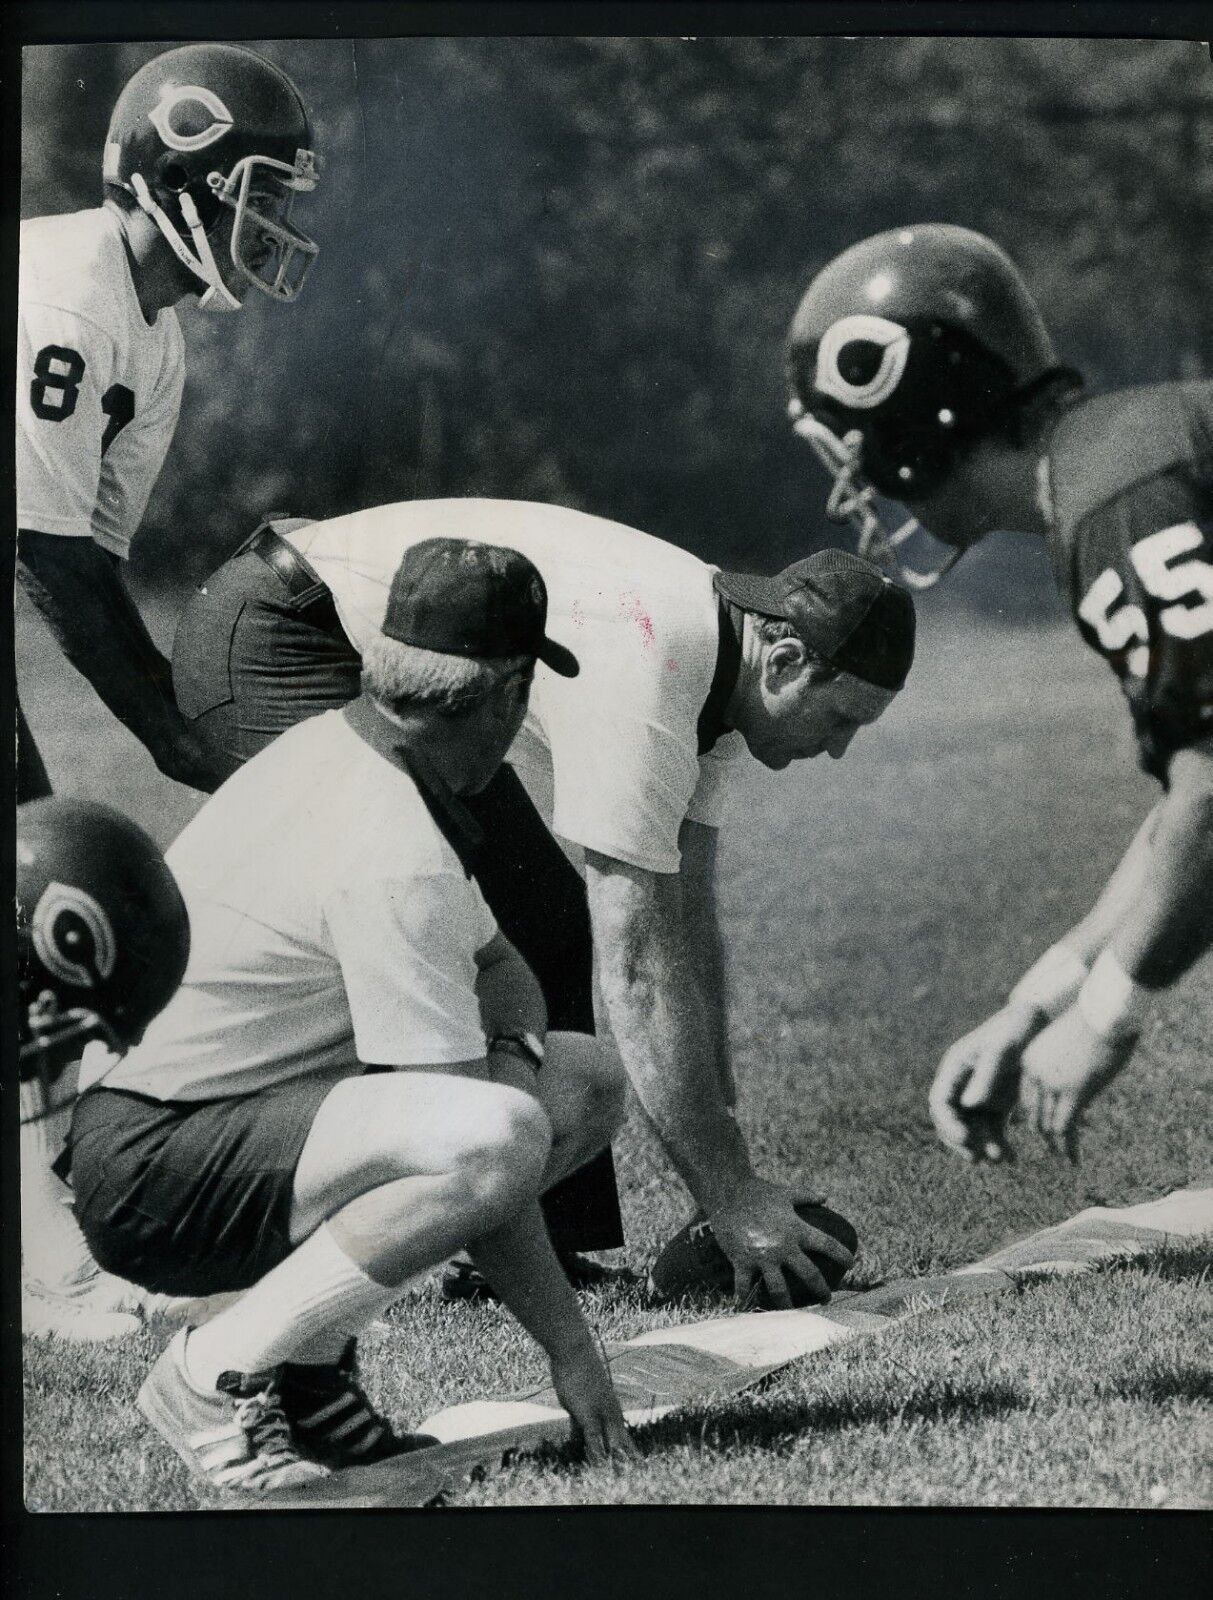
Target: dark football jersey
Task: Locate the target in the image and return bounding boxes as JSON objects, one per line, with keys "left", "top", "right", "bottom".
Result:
{"left": 1046, "top": 381, "right": 1213, "bottom": 782}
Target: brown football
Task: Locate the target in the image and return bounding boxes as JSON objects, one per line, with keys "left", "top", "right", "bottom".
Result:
{"left": 648, "top": 1201, "right": 858, "bottom": 1308}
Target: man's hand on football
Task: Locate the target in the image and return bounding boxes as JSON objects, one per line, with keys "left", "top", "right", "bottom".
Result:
{"left": 929, "top": 1005, "right": 1041, "bottom": 1164}
{"left": 708, "top": 1177, "right": 854, "bottom": 1308}
{"left": 548, "top": 1341, "right": 637, "bottom": 1464}
{"left": 1019, "top": 1006, "right": 1139, "bottom": 1164}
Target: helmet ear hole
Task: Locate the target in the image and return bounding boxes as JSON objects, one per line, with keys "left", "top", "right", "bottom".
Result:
{"left": 160, "top": 160, "right": 189, "bottom": 194}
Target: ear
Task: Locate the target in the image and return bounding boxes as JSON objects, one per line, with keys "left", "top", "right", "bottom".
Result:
{"left": 763, "top": 636, "right": 809, "bottom": 689}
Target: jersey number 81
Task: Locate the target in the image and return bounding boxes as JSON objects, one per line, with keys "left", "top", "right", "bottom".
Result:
{"left": 30, "top": 343, "right": 136, "bottom": 457}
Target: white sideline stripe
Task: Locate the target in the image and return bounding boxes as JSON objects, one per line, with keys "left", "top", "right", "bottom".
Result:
{"left": 627, "top": 1308, "right": 851, "bottom": 1365}
{"left": 419, "top": 1186, "right": 1213, "bottom": 1448}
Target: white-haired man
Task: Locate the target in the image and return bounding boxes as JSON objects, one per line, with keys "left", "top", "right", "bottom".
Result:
{"left": 63, "top": 538, "right": 632, "bottom": 1491}
{"left": 173, "top": 499, "right": 916, "bottom": 1307}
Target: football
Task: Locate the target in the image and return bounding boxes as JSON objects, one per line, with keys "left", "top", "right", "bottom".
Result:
{"left": 648, "top": 1201, "right": 859, "bottom": 1308}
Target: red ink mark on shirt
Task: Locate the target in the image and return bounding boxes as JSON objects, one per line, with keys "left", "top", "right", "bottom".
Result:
{"left": 666, "top": 658, "right": 679, "bottom": 672}
{"left": 620, "top": 592, "right": 654, "bottom": 647}
{"left": 570, "top": 599, "right": 586, "bottom": 628}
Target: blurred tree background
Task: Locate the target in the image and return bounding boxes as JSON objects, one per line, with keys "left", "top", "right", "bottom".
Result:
{"left": 19, "top": 35, "right": 1213, "bottom": 615}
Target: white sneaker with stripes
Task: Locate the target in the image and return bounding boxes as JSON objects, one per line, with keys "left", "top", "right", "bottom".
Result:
{"left": 137, "top": 1329, "right": 330, "bottom": 1495}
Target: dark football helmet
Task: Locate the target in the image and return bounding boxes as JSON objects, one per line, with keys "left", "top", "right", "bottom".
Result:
{"left": 17, "top": 800, "right": 190, "bottom": 1110}
{"left": 103, "top": 42, "right": 319, "bottom": 311}
{"left": 786, "top": 224, "right": 1079, "bottom": 584}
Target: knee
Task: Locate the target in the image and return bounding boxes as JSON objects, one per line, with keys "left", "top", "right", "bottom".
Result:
{"left": 462, "top": 1087, "right": 553, "bottom": 1220}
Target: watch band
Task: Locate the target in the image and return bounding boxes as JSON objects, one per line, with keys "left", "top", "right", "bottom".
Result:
{"left": 488, "top": 1031, "right": 545, "bottom": 1073}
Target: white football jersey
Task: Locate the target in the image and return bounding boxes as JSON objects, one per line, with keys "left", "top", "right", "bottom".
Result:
{"left": 17, "top": 207, "right": 185, "bottom": 560}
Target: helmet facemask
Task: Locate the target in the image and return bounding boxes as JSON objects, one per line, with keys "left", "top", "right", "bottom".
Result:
{"left": 128, "top": 146, "right": 318, "bottom": 313}
{"left": 209, "top": 148, "right": 319, "bottom": 302}
{"left": 788, "top": 404, "right": 963, "bottom": 590}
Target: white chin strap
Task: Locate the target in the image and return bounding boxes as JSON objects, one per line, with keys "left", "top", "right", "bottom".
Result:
{"left": 129, "top": 172, "right": 241, "bottom": 313}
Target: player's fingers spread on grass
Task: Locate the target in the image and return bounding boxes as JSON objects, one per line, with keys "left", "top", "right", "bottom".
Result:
{"left": 759, "top": 1262, "right": 795, "bottom": 1310}
{"left": 970, "top": 1108, "right": 1014, "bottom": 1164}
{"left": 958, "top": 1045, "right": 1016, "bottom": 1113}
{"left": 732, "top": 1264, "right": 759, "bottom": 1306}
{"left": 929, "top": 1067, "right": 979, "bottom": 1157}
{"left": 783, "top": 1249, "right": 831, "bottom": 1305}
{"left": 796, "top": 1219, "right": 854, "bottom": 1271}
{"left": 1019, "top": 1070, "right": 1042, "bottom": 1130}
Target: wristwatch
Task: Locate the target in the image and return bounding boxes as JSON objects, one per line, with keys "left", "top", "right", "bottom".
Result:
{"left": 488, "top": 1031, "right": 546, "bottom": 1074}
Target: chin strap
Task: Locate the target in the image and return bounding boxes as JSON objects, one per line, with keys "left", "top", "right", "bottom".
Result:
{"left": 129, "top": 172, "right": 241, "bottom": 314}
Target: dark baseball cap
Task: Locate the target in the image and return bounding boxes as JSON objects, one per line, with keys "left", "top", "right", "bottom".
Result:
{"left": 382, "top": 537, "right": 579, "bottom": 678}
{"left": 714, "top": 548, "right": 915, "bottom": 690}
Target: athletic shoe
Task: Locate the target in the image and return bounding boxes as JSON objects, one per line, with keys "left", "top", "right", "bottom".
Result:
{"left": 279, "top": 1339, "right": 439, "bottom": 1468}
{"left": 441, "top": 1250, "right": 639, "bottom": 1304}
{"left": 137, "top": 1329, "right": 329, "bottom": 1494}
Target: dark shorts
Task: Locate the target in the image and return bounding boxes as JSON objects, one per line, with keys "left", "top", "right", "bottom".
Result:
{"left": 67, "top": 1075, "right": 341, "bottom": 1297}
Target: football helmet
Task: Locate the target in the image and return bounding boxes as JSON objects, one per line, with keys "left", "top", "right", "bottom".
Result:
{"left": 17, "top": 800, "right": 190, "bottom": 1108}
{"left": 103, "top": 43, "right": 319, "bottom": 311}
{"left": 786, "top": 224, "right": 1079, "bottom": 584}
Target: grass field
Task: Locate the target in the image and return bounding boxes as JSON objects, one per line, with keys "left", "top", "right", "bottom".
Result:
{"left": 17, "top": 584, "right": 1213, "bottom": 1510}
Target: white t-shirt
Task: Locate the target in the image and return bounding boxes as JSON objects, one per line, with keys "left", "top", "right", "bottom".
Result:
{"left": 17, "top": 207, "right": 185, "bottom": 560}
{"left": 289, "top": 499, "right": 746, "bottom": 873}
{"left": 86, "top": 708, "right": 499, "bottom": 1102}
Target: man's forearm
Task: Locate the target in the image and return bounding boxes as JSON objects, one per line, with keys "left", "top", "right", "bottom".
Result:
{"left": 599, "top": 930, "right": 752, "bottom": 1212}
{"left": 1109, "top": 753, "right": 1213, "bottom": 988}
{"left": 476, "top": 937, "right": 548, "bottom": 1044}
{"left": 468, "top": 1198, "right": 597, "bottom": 1358}
{"left": 1062, "top": 804, "right": 1161, "bottom": 967}
{"left": 18, "top": 530, "right": 186, "bottom": 756}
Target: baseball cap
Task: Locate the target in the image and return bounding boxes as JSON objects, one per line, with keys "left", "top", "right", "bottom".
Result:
{"left": 382, "top": 537, "right": 579, "bottom": 677}
{"left": 714, "top": 548, "right": 915, "bottom": 690}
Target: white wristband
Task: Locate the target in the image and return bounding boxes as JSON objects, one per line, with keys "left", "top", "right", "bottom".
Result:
{"left": 1077, "top": 949, "right": 1149, "bottom": 1041}
{"left": 1008, "top": 941, "right": 1089, "bottom": 1021}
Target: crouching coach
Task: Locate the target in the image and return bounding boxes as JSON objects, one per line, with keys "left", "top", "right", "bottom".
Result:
{"left": 173, "top": 498, "right": 916, "bottom": 1309}
{"left": 63, "top": 539, "right": 632, "bottom": 1493}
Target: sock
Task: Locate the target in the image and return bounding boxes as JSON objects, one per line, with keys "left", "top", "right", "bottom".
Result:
{"left": 21, "top": 1084, "right": 102, "bottom": 1294}
{"left": 182, "top": 1224, "right": 404, "bottom": 1394}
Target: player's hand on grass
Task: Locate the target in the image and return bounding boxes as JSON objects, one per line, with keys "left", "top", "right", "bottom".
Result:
{"left": 549, "top": 1340, "right": 637, "bottom": 1464}
{"left": 709, "top": 1177, "right": 853, "bottom": 1309}
{"left": 929, "top": 1005, "right": 1042, "bottom": 1164}
{"left": 1019, "top": 1005, "right": 1139, "bottom": 1164}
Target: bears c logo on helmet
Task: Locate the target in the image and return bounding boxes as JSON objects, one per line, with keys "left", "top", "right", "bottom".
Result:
{"left": 31, "top": 883, "right": 118, "bottom": 990}
{"left": 147, "top": 84, "right": 234, "bottom": 153}
{"left": 815, "top": 315, "right": 911, "bottom": 410}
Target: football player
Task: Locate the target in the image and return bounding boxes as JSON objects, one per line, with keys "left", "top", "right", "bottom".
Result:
{"left": 17, "top": 43, "right": 320, "bottom": 1332}
{"left": 786, "top": 224, "right": 1213, "bottom": 1162}
{"left": 18, "top": 798, "right": 193, "bottom": 1340}
{"left": 17, "top": 41, "right": 320, "bottom": 803}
